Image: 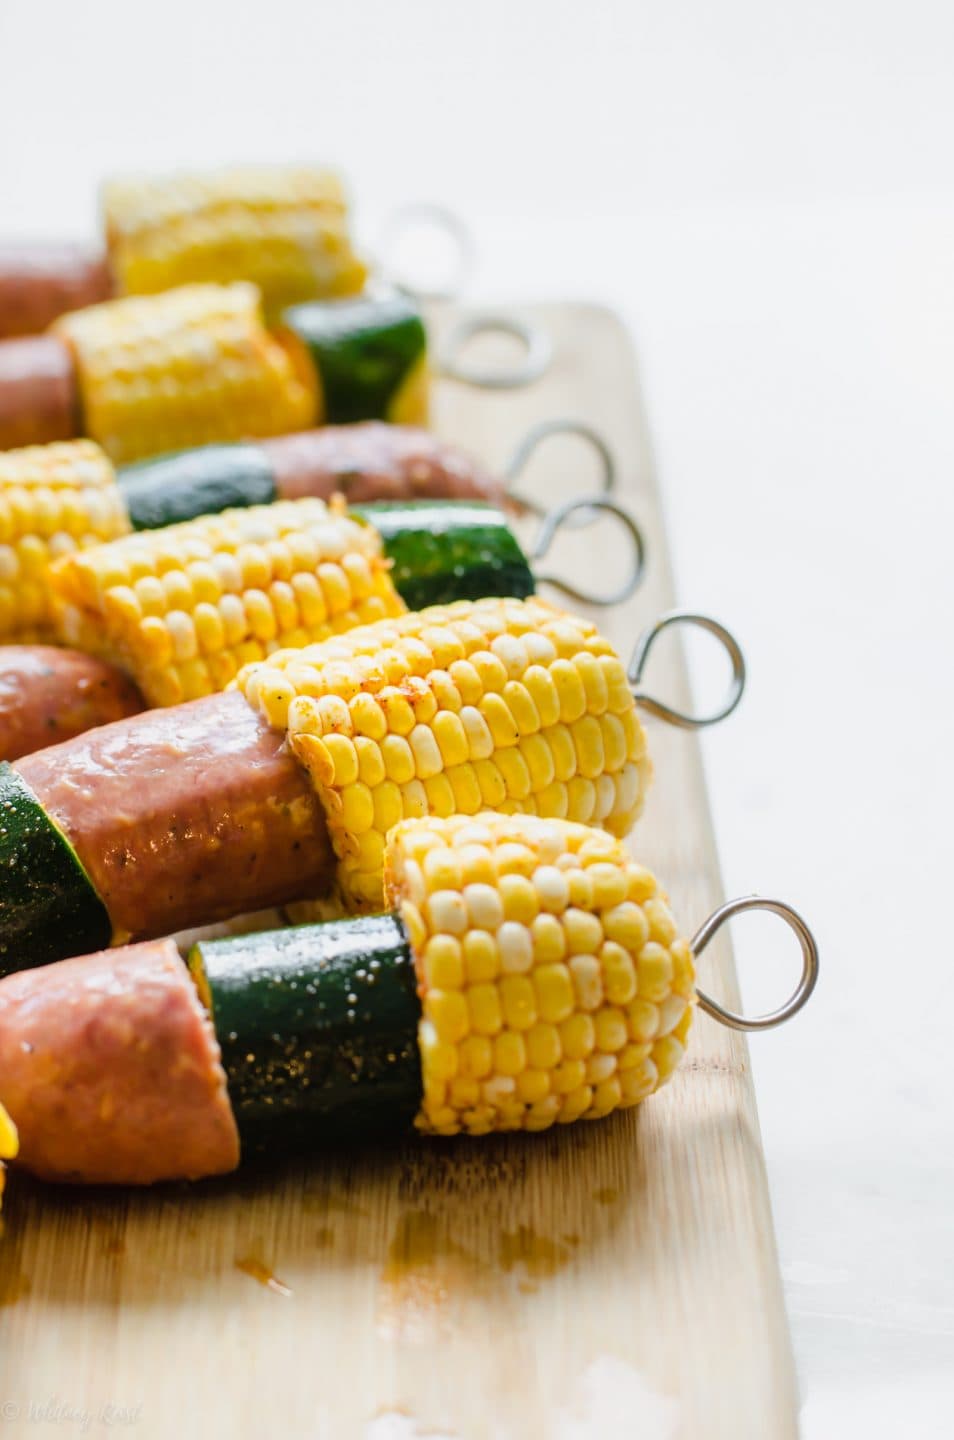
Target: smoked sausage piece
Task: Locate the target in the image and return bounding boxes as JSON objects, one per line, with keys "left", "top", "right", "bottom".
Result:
{"left": 0, "top": 646, "right": 143, "bottom": 761}
{"left": 261, "top": 421, "right": 504, "bottom": 507}
{"left": 0, "top": 938, "right": 240, "bottom": 1184}
{"left": 0, "top": 335, "right": 79, "bottom": 449}
{"left": 0, "top": 244, "right": 113, "bottom": 340}
{"left": 15, "top": 690, "right": 334, "bottom": 944}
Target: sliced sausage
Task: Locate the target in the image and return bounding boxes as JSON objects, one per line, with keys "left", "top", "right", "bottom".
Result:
{"left": 0, "top": 938, "right": 240, "bottom": 1184}
{"left": 15, "top": 690, "right": 334, "bottom": 944}
{"left": 261, "top": 421, "right": 505, "bottom": 507}
{"left": 0, "top": 335, "right": 80, "bottom": 449}
{"left": 0, "top": 646, "right": 143, "bottom": 762}
{"left": 0, "top": 244, "right": 113, "bottom": 340}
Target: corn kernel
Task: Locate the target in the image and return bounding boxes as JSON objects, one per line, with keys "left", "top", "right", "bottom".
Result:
{"left": 458, "top": 1035, "right": 494, "bottom": 1079}
{"left": 559, "top": 1013, "right": 595, "bottom": 1061}
{"left": 626, "top": 998, "right": 660, "bottom": 1044}
{"left": 516, "top": 1069, "right": 551, "bottom": 1104}
{"left": 600, "top": 941, "right": 638, "bottom": 1005}
{"left": 494, "top": 1030, "right": 527, "bottom": 1076}
{"left": 428, "top": 990, "right": 469, "bottom": 1044}
{"left": 657, "top": 993, "right": 688, "bottom": 1036}
{"left": 534, "top": 963, "right": 574, "bottom": 1023}
{"left": 603, "top": 902, "right": 651, "bottom": 952}
{"left": 467, "top": 983, "right": 503, "bottom": 1036}
{"left": 424, "top": 935, "right": 464, "bottom": 990}
{"left": 645, "top": 897, "right": 678, "bottom": 946}
{"left": 499, "top": 975, "right": 537, "bottom": 1031}
{"left": 619, "top": 1059, "right": 658, "bottom": 1103}
{"left": 551, "top": 1059, "right": 587, "bottom": 1094}
{"left": 459, "top": 883, "right": 500, "bottom": 931}
{"left": 498, "top": 921, "right": 534, "bottom": 974}
{"left": 462, "top": 930, "right": 500, "bottom": 983}
{"left": 526, "top": 1022, "right": 562, "bottom": 1070}
{"left": 531, "top": 912, "right": 567, "bottom": 963}
{"left": 569, "top": 955, "right": 604, "bottom": 1011}
{"left": 652, "top": 1035, "right": 684, "bottom": 1083}
{"left": 637, "top": 942, "right": 674, "bottom": 1002}
{"left": 497, "top": 873, "right": 539, "bottom": 925}
{"left": 426, "top": 890, "right": 469, "bottom": 936}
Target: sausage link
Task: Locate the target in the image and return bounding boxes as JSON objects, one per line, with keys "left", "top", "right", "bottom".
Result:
{"left": 0, "top": 646, "right": 143, "bottom": 762}
{"left": 261, "top": 421, "right": 506, "bottom": 507}
{"left": 0, "top": 335, "right": 80, "bottom": 449}
{"left": 15, "top": 690, "right": 334, "bottom": 943}
{"left": 0, "top": 938, "right": 240, "bottom": 1184}
{"left": 0, "top": 244, "right": 113, "bottom": 340}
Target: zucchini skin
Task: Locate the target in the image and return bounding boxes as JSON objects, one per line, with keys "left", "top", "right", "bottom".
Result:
{"left": 0, "top": 763, "right": 111, "bottom": 974}
{"left": 118, "top": 444, "right": 277, "bottom": 531}
{"left": 358, "top": 500, "right": 536, "bottom": 611}
{"left": 192, "top": 913, "right": 422, "bottom": 1159}
{"left": 280, "top": 292, "right": 427, "bottom": 425}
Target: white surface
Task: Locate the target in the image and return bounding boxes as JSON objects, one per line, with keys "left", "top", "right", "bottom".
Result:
{"left": 1, "top": 1, "right": 953, "bottom": 1434}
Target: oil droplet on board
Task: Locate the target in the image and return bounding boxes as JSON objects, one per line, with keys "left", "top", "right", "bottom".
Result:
{"left": 235, "top": 1255, "right": 293, "bottom": 1297}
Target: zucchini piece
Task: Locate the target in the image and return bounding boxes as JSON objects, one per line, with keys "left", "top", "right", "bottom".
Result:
{"left": 355, "top": 499, "right": 536, "bottom": 611}
{"left": 0, "top": 763, "right": 111, "bottom": 974}
{"left": 191, "top": 913, "right": 422, "bottom": 1159}
{"left": 118, "top": 443, "right": 277, "bottom": 531}
{"left": 280, "top": 291, "right": 427, "bottom": 425}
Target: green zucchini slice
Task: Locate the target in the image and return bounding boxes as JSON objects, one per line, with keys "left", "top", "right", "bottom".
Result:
{"left": 190, "top": 912, "right": 422, "bottom": 1159}
{"left": 0, "top": 763, "right": 112, "bottom": 974}
{"left": 118, "top": 444, "right": 278, "bottom": 531}
{"left": 355, "top": 499, "right": 536, "bottom": 611}
{"left": 280, "top": 291, "right": 427, "bottom": 425}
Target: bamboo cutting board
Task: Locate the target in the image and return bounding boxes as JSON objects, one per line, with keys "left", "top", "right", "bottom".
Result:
{"left": 0, "top": 304, "right": 798, "bottom": 1440}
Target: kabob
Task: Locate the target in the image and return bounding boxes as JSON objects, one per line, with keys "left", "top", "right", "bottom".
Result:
{"left": 0, "top": 424, "right": 638, "bottom": 758}
{"left": 0, "top": 811, "right": 816, "bottom": 1201}
{"left": 0, "top": 594, "right": 743, "bottom": 970}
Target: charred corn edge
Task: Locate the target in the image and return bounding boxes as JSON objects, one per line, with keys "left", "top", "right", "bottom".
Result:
{"left": 47, "top": 497, "right": 406, "bottom": 707}
{"left": 51, "top": 283, "right": 319, "bottom": 465}
{"left": 381, "top": 813, "right": 696, "bottom": 1136}
{"left": 0, "top": 1103, "right": 18, "bottom": 1161}
{"left": 237, "top": 596, "right": 653, "bottom": 914}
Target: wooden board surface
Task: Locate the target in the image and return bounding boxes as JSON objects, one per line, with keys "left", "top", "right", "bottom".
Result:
{"left": 0, "top": 304, "right": 798, "bottom": 1440}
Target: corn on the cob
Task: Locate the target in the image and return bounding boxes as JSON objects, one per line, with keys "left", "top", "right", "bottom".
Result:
{"left": 103, "top": 165, "right": 367, "bottom": 317}
{"left": 239, "top": 596, "right": 651, "bottom": 912}
{"left": 50, "top": 497, "right": 404, "bottom": 708}
{"left": 0, "top": 440, "right": 131, "bottom": 640}
{"left": 385, "top": 812, "right": 694, "bottom": 1135}
{"left": 51, "top": 282, "right": 318, "bottom": 465}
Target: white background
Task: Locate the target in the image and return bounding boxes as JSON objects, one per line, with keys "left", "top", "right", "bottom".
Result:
{"left": 1, "top": 2, "right": 952, "bottom": 1435}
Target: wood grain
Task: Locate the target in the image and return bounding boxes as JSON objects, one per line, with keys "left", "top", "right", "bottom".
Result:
{"left": 0, "top": 304, "right": 798, "bottom": 1440}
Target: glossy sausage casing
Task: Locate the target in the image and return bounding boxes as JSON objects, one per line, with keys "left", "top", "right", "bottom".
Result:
{"left": 0, "top": 646, "right": 143, "bottom": 761}
{"left": 15, "top": 690, "right": 334, "bottom": 943}
{"left": 0, "top": 938, "right": 239, "bottom": 1183}
{"left": 261, "top": 421, "right": 503, "bottom": 507}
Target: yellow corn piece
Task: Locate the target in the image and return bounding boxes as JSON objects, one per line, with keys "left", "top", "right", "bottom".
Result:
{"left": 385, "top": 812, "right": 694, "bottom": 1135}
{"left": 49, "top": 497, "right": 405, "bottom": 708}
{"left": 0, "top": 1099, "right": 17, "bottom": 1211}
{"left": 239, "top": 596, "right": 652, "bottom": 912}
{"left": 52, "top": 282, "right": 319, "bottom": 465}
{"left": 103, "top": 165, "right": 367, "bottom": 318}
{"left": 0, "top": 440, "right": 130, "bottom": 641}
